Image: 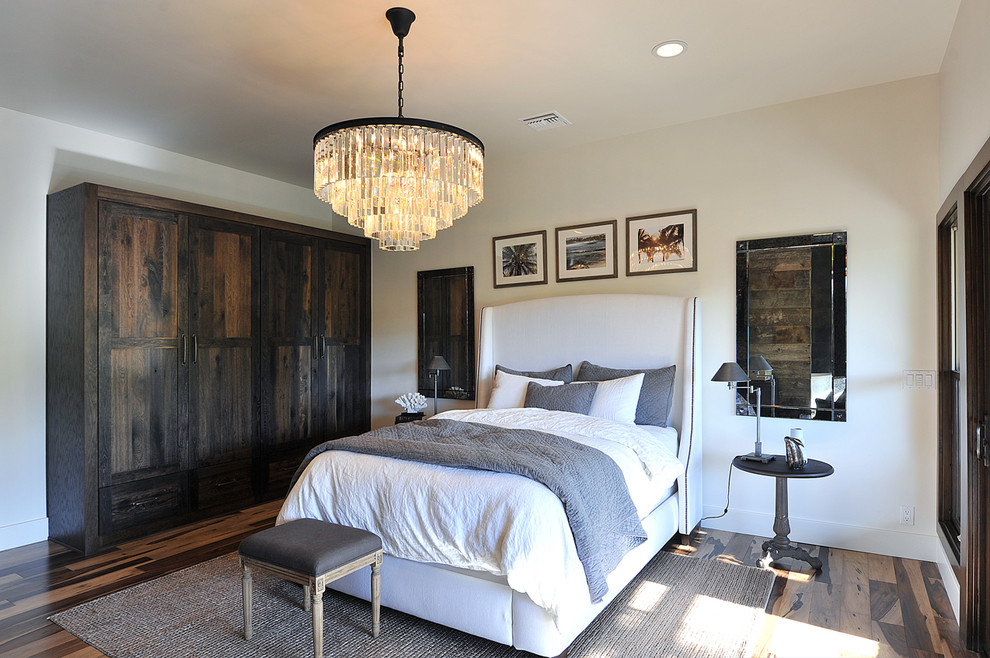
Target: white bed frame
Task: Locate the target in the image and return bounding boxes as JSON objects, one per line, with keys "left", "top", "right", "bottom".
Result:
{"left": 330, "top": 293, "right": 702, "bottom": 657}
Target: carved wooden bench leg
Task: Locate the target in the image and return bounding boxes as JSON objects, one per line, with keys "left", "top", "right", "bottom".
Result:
{"left": 241, "top": 562, "right": 253, "bottom": 640}
{"left": 312, "top": 576, "right": 325, "bottom": 658}
{"left": 371, "top": 556, "right": 382, "bottom": 638}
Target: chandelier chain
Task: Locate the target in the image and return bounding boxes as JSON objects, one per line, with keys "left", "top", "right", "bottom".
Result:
{"left": 397, "top": 37, "right": 405, "bottom": 118}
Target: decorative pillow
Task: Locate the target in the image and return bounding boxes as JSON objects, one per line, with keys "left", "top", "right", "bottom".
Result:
{"left": 487, "top": 370, "right": 563, "bottom": 409}
{"left": 576, "top": 362, "right": 676, "bottom": 426}
{"left": 496, "top": 363, "right": 573, "bottom": 384}
{"left": 587, "top": 372, "right": 645, "bottom": 424}
{"left": 524, "top": 381, "right": 598, "bottom": 415}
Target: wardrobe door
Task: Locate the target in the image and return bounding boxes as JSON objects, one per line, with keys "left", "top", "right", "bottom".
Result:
{"left": 259, "top": 230, "right": 319, "bottom": 497}
{"left": 97, "top": 201, "right": 188, "bottom": 538}
{"left": 187, "top": 216, "right": 259, "bottom": 515}
{"left": 315, "top": 240, "right": 371, "bottom": 440}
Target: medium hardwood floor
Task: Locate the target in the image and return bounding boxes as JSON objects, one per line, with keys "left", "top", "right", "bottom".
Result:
{"left": 667, "top": 528, "right": 973, "bottom": 658}
{"left": 0, "top": 501, "right": 974, "bottom": 657}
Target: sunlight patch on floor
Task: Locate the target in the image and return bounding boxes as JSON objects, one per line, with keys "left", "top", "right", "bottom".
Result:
{"left": 627, "top": 580, "right": 669, "bottom": 611}
{"left": 774, "top": 568, "right": 813, "bottom": 584}
{"left": 680, "top": 595, "right": 762, "bottom": 652}
{"left": 758, "top": 615, "right": 880, "bottom": 657}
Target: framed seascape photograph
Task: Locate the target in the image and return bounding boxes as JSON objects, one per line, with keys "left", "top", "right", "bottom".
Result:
{"left": 626, "top": 209, "right": 698, "bottom": 275}
{"left": 493, "top": 230, "right": 548, "bottom": 288}
{"left": 555, "top": 220, "right": 618, "bottom": 282}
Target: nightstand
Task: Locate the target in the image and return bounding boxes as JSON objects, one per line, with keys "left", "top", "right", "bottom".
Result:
{"left": 732, "top": 455, "right": 834, "bottom": 571}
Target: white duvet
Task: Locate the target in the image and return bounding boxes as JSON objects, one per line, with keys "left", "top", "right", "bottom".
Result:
{"left": 276, "top": 407, "right": 684, "bottom": 621}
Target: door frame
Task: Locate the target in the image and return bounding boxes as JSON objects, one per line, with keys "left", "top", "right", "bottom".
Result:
{"left": 937, "top": 134, "right": 990, "bottom": 656}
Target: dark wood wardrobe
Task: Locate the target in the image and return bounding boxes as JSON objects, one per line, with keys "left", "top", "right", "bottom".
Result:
{"left": 47, "top": 183, "right": 371, "bottom": 554}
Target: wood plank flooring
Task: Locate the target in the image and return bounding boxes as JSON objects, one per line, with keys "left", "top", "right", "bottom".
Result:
{"left": 0, "top": 502, "right": 974, "bottom": 657}
{"left": 666, "top": 528, "right": 975, "bottom": 658}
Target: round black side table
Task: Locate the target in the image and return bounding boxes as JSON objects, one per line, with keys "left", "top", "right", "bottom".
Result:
{"left": 731, "top": 455, "right": 834, "bottom": 571}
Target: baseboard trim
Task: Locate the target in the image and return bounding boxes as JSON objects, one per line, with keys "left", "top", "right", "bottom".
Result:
{"left": 701, "top": 506, "right": 938, "bottom": 562}
{"left": 0, "top": 517, "right": 49, "bottom": 552}
{"left": 934, "top": 540, "right": 961, "bottom": 622}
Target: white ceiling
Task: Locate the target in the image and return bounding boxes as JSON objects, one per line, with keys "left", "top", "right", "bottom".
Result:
{"left": 0, "top": 0, "right": 960, "bottom": 188}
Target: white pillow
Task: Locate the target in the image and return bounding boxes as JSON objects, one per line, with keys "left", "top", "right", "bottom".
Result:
{"left": 587, "top": 372, "right": 645, "bottom": 424}
{"left": 487, "top": 370, "right": 563, "bottom": 409}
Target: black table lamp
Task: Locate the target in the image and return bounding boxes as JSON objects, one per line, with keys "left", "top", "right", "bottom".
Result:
{"left": 428, "top": 355, "right": 450, "bottom": 415}
{"left": 712, "top": 358, "right": 774, "bottom": 463}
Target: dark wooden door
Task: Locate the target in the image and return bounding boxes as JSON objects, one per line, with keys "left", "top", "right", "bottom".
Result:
{"left": 187, "top": 216, "right": 259, "bottom": 514}
{"left": 963, "top": 177, "right": 990, "bottom": 654}
{"left": 315, "top": 240, "right": 371, "bottom": 440}
{"left": 97, "top": 201, "right": 188, "bottom": 536}
{"left": 259, "top": 230, "right": 319, "bottom": 496}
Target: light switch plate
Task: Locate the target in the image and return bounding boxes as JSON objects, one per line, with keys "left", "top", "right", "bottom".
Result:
{"left": 903, "top": 370, "right": 936, "bottom": 390}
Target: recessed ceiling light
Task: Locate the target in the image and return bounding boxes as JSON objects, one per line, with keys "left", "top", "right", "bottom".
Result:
{"left": 653, "top": 40, "right": 687, "bottom": 58}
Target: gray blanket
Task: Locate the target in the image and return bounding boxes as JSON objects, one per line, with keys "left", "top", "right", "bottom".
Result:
{"left": 290, "top": 418, "right": 647, "bottom": 602}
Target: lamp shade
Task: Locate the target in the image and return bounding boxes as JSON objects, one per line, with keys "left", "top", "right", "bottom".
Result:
{"left": 711, "top": 361, "right": 749, "bottom": 383}
{"left": 428, "top": 355, "right": 451, "bottom": 372}
{"left": 749, "top": 355, "right": 773, "bottom": 373}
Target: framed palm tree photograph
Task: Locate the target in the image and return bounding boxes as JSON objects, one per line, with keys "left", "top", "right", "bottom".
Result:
{"left": 493, "top": 230, "right": 547, "bottom": 288}
{"left": 626, "top": 209, "right": 698, "bottom": 275}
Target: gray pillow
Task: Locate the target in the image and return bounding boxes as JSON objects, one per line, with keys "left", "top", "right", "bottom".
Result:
{"left": 576, "top": 362, "right": 676, "bottom": 426}
{"left": 496, "top": 363, "right": 573, "bottom": 383}
{"left": 524, "top": 381, "right": 598, "bottom": 415}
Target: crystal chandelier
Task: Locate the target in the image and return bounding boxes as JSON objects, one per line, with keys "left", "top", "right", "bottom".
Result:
{"left": 313, "top": 7, "right": 484, "bottom": 252}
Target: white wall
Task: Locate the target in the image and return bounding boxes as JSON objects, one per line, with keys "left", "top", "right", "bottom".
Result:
{"left": 0, "top": 106, "right": 354, "bottom": 551}
{"left": 939, "top": 0, "right": 990, "bottom": 199}
{"left": 372, "top": 75, "right": 942, "bottom": 561}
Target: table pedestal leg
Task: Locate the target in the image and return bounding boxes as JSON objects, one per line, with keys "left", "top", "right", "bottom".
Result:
{"left": 759, "top": 476, "right": 822, "bottom": 571}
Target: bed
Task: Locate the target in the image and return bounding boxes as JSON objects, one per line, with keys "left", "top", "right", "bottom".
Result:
{"left": 277, "top": 293, "right": 701, "bottom": 657}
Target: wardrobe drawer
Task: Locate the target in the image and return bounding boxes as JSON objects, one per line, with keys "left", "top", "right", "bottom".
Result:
{"left": 99, "top": 473, "right": 187, "bottom": 535}
{"left": 196, "top": 460, "right": 254, "bottom": 515}
{"left": 264, "top": 448, "right": 310, "bottom": 499}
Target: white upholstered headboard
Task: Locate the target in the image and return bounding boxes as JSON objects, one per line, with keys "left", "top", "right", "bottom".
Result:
{"left": 476, "top": 293, "right": 702, "bottom": 533}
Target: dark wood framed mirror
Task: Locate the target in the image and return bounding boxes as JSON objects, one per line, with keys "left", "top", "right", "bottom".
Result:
{"left": 418, "top": 266, "right": 475, "bottom": 403}
{"left": 736, "top": 232, "right": 847, "bottom": 421}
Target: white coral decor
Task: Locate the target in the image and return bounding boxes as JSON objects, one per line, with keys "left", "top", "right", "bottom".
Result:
{"left": 395, "top": 392, "right": 428, "bottom": 413}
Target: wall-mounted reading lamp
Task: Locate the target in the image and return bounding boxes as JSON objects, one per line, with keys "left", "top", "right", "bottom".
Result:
{"left": 712, "top": 356, "right": 775, "bottom": 462}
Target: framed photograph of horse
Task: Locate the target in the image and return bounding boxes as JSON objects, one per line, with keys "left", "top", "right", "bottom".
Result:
{"left": 493, "top": 230, "right": 548, "bottom": 288}
{"left": 626, "top": 209, "right": 698, "bottom": 275}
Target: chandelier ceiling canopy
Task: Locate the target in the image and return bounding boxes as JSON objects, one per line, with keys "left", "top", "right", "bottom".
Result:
{"left": 313, "top": 7, "right": 485, "bottom": 252}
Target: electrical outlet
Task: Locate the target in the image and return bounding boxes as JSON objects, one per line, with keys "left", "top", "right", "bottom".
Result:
{"left": 900, "top": 505, "right": 915, "bottom": 526}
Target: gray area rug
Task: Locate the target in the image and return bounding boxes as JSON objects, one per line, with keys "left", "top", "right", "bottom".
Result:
{"left": 51, "top": 551, "right": 775, "bottom": 657}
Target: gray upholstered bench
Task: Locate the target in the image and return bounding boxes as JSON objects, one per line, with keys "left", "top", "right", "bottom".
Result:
{"left": 238, "top": 519, "right": 384, "bottom": 658}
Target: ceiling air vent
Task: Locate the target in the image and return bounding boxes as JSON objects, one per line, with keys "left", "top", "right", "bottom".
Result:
{"left": 520, "top": 112, "right": 572, "bottom": 132}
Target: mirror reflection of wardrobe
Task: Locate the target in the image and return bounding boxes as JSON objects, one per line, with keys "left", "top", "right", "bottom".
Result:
{"left": 417, "top": 267, "right": 475, "bottom": 402}
{"left": 736, "top": 232, "right": 847, "bottom": 421}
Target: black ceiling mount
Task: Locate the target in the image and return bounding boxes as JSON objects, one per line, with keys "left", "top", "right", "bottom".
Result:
{"left": 385, "top": 7, "right": 415, "bottom": 38}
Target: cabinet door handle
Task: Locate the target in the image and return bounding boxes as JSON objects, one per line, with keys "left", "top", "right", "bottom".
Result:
{"left": 180, "top": 334, "right": 187, "bottom": 365}
{"left": 320, "top": 334, "right": 326, "bottom": 359}
{"left": 192, "top": 335, "right": 199, "bottom": 364}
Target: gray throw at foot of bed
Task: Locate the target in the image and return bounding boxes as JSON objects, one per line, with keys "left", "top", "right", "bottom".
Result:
{"left": 290, "top": 418, "right": 647, "bottom": 602}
